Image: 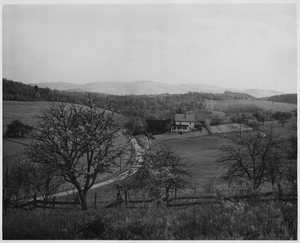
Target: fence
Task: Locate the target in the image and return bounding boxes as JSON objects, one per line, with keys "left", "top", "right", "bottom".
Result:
{"left": 105, "top": 192, "right": 297, "bottom": 209}
{"left": 3, "top": 195, "right": 79, "bottom": 211}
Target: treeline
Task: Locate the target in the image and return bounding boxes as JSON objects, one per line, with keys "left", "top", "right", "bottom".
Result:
{"left": 3, "top": 79, "right": 259, "bottom": 120}
{"left": 3, "top": 78, "right": 90, "bottom": 103}
{"left": 263, "top": 93, "right": 297, "bottom": 104}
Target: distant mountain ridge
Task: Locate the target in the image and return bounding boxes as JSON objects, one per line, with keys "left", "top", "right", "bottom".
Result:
{"left": 30, "top": 81, "right": 286, "bottom": 98}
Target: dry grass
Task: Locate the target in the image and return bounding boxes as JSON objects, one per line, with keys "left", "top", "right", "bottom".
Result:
{"left": 3, "top": 200, "right": 297, "bottom": 240}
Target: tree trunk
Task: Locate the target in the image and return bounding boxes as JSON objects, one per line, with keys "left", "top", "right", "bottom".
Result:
{"left": 165, "top": 188, "right": 170, "bottom": 207}
{"left": 79, "top": 193, "right": 88, "bottom": 210}
{"left": 76, "top": 187, "right": 88, "bottom": 210}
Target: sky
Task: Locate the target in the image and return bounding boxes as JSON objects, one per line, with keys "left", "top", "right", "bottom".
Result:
{"left": 2, "top": 3, "right": 297, "bottom": 93}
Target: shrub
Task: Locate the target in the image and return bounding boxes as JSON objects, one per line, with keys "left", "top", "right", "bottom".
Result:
{"left": 3, "top": 200, "right": 297, "bottom": 240}
{"left": 6, "top": 120, "right": 33, "bottom": 138}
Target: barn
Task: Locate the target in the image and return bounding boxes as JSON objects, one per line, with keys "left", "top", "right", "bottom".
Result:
{"left": 146, "top": 119, "right": 172, "bottom": 135}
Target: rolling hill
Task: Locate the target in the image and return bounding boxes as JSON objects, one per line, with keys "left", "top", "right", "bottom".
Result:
{"left": 30, "top": 81, "right": 286, "bottom": 98}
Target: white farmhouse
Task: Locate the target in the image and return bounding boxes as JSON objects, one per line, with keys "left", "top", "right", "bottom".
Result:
{"left": 171, "top": 113, "right": 196, "bottom": 133}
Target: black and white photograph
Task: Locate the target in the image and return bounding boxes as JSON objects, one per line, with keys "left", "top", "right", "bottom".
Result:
{"left": 2, "top": 1, "right": 298, "bottom": 240}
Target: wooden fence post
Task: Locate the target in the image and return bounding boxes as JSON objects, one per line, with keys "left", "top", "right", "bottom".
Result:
{"left": 44, "top": 198, "right": 46, "bottom": 210}
{"left": 94, "top": 193, "right": 97, "bottom": 209}
{"left": 52, "top": 196, "right": 56, "bottom": 209}
{"left": 33, "top": 194, "right": 37, "bottom": 210}
{"left": 124, "top": 189, "right": 127, "bottom": 206}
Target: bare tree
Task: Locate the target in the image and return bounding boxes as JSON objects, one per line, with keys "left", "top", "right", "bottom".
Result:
{"left": 216, "top": 130, "right": 284, "bottom": 191}
{"left": 3, "top": 154, "right": 26, "bottom": 210}
{"left": 22, "top": 161, "right": 63, "bottom": 203}
{"left": 25, "top": 102, "right": 129, "bottom": 210}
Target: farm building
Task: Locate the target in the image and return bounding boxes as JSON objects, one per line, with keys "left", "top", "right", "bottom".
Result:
{"left": 146, "top": 119, "right": 172, "bottom": 134}
{"left": 171, "top": 113, "right": 196, "bottom": 133}
{"left": 210, "top": 118, "right": 222, "bottom": 126}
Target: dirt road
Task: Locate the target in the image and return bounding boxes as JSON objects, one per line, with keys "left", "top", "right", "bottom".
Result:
{"left": 49, "top": 137, "right": 144, "bottom": 198}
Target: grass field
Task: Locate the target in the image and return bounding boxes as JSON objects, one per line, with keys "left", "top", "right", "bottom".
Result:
{"left": 205, "top": 99, "right": 297, "bottom": 112}
{"left": 3, "top": 101, "right": 52, "bottom": 129}
{"left": 154, "top": 134, "right": 228, "bottom": 194}
{"left": 153, "top": 118, "right": 297, "bottom": 195}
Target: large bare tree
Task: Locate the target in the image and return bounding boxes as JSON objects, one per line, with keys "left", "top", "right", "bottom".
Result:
{"left": 25, "top": 102, "right": 128, "bottom": 210}
{"left": 216, "top": 129, "right": 285, "bottom": 191}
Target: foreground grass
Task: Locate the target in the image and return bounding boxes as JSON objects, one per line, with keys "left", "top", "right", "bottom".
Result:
{"left": 3, "top": 200, "right": 297, "bottom": 240}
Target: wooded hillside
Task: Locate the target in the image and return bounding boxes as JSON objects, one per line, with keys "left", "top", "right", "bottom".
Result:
{"left": 2, "top": 79, "right": 295, "bottom": 120}
{"left": 264, "top": 93, "right": 297, "bottom": 104}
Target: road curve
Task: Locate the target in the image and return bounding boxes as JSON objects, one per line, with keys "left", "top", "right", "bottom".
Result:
{"left": 49, "top": 137, "right": 144, "bottom": 198}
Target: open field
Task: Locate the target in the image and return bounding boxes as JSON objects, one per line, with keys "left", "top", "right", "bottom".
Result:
{"left": 3, "top": 101, "right": 52, "bottom": 129}
{"left": 2, "top": 101, "right": 129, "bottom": 129}
{"left": 154, "top": 134, "right": 229, "bottom": 194}
{"left": 153, "top": 118, "right": 297, "bottom": 195}
{"left": 205, "top": 99, "right": 297, "bottom": 112}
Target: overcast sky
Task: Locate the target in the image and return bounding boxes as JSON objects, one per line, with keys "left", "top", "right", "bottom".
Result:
{"left": 3, "top": 3, "right": 297, "bottom": 92}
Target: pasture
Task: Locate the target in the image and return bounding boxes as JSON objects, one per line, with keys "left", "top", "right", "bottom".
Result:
{"left": 153, "top": 118, "right": 297, "bottom": 195}
{"left": 205, "top": 99, "right": 297, "bottom": 112}
{"left": 3, "top": 101, "right": 51, "bottom": 129}
{"left": 154, "top": 134, "right": 228, "bottom": 194}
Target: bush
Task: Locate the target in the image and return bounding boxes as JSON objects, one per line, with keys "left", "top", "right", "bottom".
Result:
{"left": 6, "top": 119, "right": 33, "bottom": 138}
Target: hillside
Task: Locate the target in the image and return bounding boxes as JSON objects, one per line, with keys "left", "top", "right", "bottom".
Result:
{"left": 243, "top": 89, "right": 285, "bottom": 98}
{"left": 3, "top": 79, "right": 296, "bottom": 122}
{"left": 262, "top": 93, "right": 297, "bottom": 105}
{"left": 30, "top": 80, "right": 285, "bottom": 98}
{"left": 205, "top": 99, "right": 297, "bottom": 113}
{"left": 223, "top": 91, "right": 255, "bottom": 100}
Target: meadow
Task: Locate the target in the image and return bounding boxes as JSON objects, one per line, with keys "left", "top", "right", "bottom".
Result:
{"left": 154, "top": 134, "right": 227, "bottom": 194}
{"left": 153, "top": 119, "right": 297, "bottom": 195}
{"left": 205, "top": 99, "right": 297, "bottom": 113}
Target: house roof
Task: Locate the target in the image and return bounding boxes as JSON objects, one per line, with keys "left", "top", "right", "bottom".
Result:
{"left": 175, "top": 114, "right": 196, "bottom": 122}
